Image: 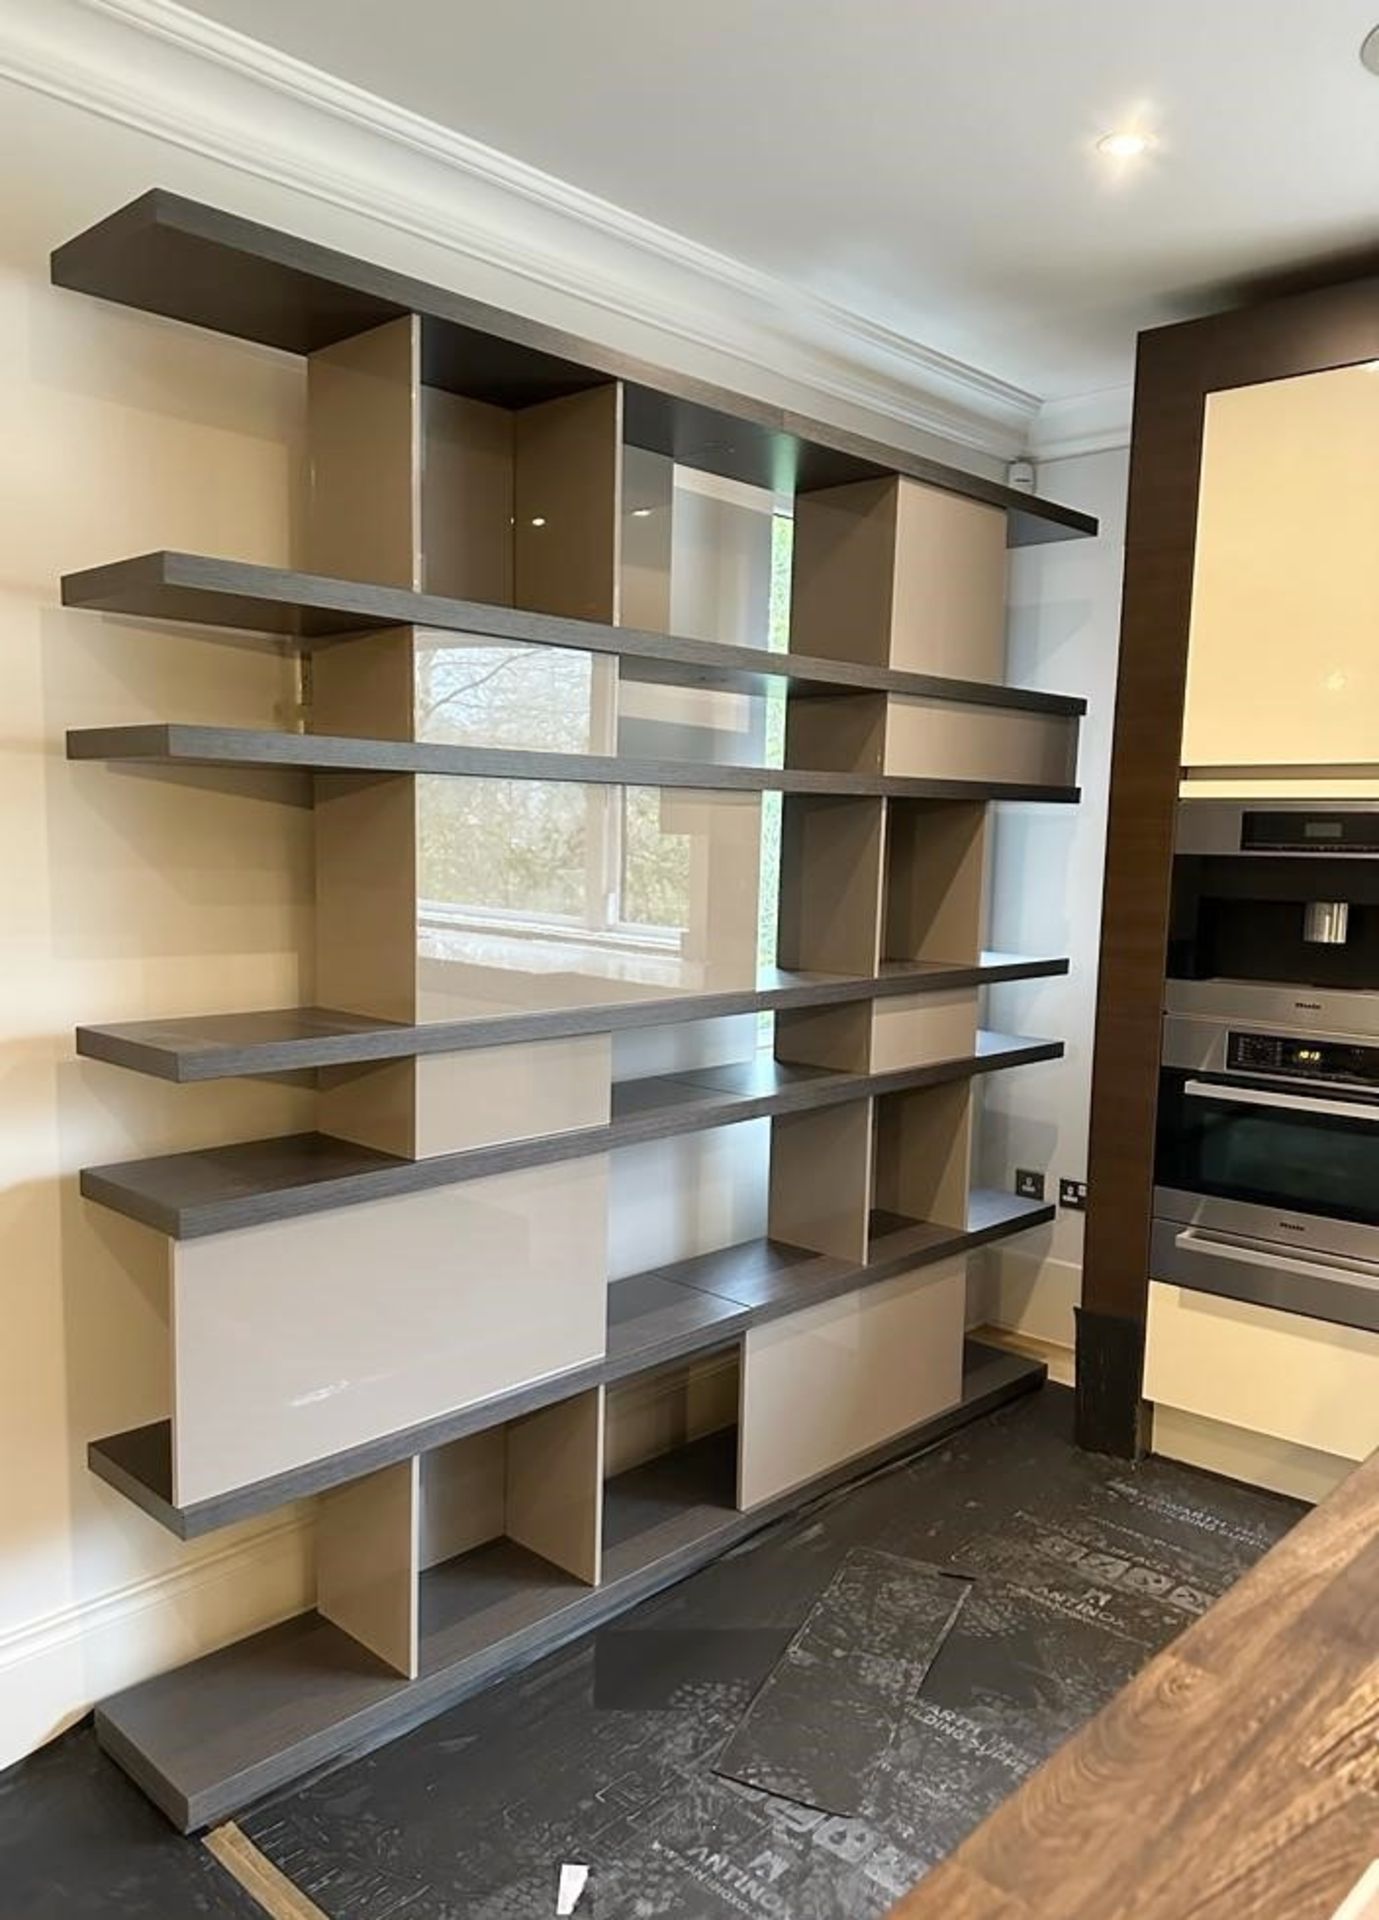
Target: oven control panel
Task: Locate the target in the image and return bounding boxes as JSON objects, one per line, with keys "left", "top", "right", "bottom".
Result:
{"left": 1229, "top": 1029, "right": 1379, "bottom": 1089}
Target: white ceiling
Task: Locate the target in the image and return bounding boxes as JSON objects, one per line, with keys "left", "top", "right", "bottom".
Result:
{"left": 178, "top": 0, "right": 1379, "bottom": 403}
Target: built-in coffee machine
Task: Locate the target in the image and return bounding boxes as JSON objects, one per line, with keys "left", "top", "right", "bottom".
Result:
{"left": 1154, "top": 800, "right": 1379, "bottom": 1333}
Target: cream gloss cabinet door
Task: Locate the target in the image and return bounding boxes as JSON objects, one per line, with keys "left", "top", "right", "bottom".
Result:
{"left": 1145, "top": 1281, "right": 1379, "bottom": 1465}
{"left": 1183, "top": 365, "right": 1379, "bottom": 774}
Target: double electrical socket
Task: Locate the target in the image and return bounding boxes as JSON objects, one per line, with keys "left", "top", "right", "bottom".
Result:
{"left": 1014, "top": 1169, "right": 1088, "bottom": 1211}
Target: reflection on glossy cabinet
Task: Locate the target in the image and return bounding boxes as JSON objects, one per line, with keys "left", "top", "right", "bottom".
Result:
{"left": 1185, "top": 365, "right": 1379, "bottom": 774}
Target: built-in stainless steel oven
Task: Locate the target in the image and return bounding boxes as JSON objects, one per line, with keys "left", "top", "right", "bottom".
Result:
{"left": 1155, "top": 799, "right": 1379, "bottom": 1334}
{"left": 1156, "top": 1003, "right": 1379, "bottom": 1333}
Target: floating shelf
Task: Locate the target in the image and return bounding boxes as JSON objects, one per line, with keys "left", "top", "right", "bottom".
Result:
{"left": 80, "top": 1032, "right": 1062, "bottom": 1238}
{"left": 67, "top": 723, "right": 1081, "bottom": 805}
{"left": 75, "top": 952, "right": 1070, "bottom": 1082}
{"left": 88, "top": 1188, "right": 1051, "bottom": 1541}
{"left": 93, "top": 1338, "right": 1044, "bottom": 1832}
{"left": 60, "top": 552, "right": 1088, "bottom": 713}
{"left": 51, "top": 191, "right": 1096, "bottom": 545}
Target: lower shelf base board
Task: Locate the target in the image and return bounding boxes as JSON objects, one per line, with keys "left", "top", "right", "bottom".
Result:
{"left": 95, "top": 1343, "right": 1042, "bottom": 1831}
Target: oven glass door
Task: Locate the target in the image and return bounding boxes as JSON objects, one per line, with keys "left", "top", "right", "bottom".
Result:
{"left": 1155, "top": 1071, "right": 1379, "bottom": 1227}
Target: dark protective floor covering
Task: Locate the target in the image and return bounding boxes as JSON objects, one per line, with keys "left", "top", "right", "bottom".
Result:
{"left": 712, "top": 1549, "right": 971, "bottom": 1815}
{"left": 0, "top": 1385, "right": 1304, "bottom": 1918}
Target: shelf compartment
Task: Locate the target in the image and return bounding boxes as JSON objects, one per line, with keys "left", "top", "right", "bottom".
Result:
{"left": 51, "top": 191, "right": 1097, "bottom": 545}
{"left": 58, "top": 551, "right": 1086, "bottom": 712}
{"left": 74, "top": 951, "right": 1069, "bottom": 1082}
{"left": 774, "top": 985, "right": 978, "bottom": 1076}
{"left": 786, "top": 687, "right": 1080, "bottom": 791}
{"left": 789, "top": 474, "right": 1006, "bottom": 679}
{"left": 884, "top": 798, "right": 990, "bottom": 967}
{"left": 87, "top": 1189, "right": 1052, "bottom": 1542}
{"left": 601, "top": 1427, "right": 740, "bottom": 1584}
{"left": 80, "top": 1032, "right": 1062, "bottom": 1239}
{"left": 419, "top": 1387, "right": 605, "bottom": 1648}
{"left": 65, "top": 723, "right": 1080, "bottom": 803}
{"left": 92, "top": 1338, "right": 1045, "bottom": 1831}
{"left": 871, "top": 1078, "right": 975, "bottom": 1242}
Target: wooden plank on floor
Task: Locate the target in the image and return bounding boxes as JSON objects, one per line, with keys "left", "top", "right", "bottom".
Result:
{"left": 204, "top": 1823, "right": 329, "bottom": 1920}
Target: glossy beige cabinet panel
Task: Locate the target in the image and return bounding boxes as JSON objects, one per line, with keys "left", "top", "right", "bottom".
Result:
{"left": 737, "top": 1259, "right": 966, "bottom": 1507}
{"left": 317, "top": 1460, "right": 420, "bottom": 1677}
{"left": 169, "top": 1161, "right": 609, "bottom": 1504}
{"left": 1145, "top": 1280, "right": 1379, "bottom": 1464}
{"left": 318, "top": 1039, "right": 612, "bottom": 1158}
{"left": 1185, "top": 365, "right": 1379, "bottom": 772}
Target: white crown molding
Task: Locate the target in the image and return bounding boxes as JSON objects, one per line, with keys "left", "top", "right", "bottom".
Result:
{"left": 0, "top": 0, "right": 1044, "bottom": 461}
{"left": 1030, "top": 385, "right": 1134, "bottom": 462}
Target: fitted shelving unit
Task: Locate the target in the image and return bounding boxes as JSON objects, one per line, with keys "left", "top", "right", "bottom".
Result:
{"left": 55, "top": 190, "right": 1094, "bottom": 1831}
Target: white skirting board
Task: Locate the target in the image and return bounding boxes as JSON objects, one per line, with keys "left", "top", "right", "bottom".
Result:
{"left": 0, "top": 1513, "right": 314, "bottom": 1773}
{"left": 975, "top": 1241, "right": 1080, "bottom": 1352}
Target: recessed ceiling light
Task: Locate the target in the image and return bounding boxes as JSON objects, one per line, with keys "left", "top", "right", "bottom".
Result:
{"left": 529, "top": 516, "right": 546, "bottom": 528}
{"left": 1362, "top": 24, "right": 1379, "bottom": 73}
{"left": 1097, "top": 130, "right": 1155, "bottom": 159}
{"left": 631, "top": 507, "right": 654, "bottom": 519}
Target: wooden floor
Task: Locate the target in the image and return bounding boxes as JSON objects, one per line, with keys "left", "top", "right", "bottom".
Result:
{"left": 892, "top": 1447, "right": 1379, "bottom": 1920}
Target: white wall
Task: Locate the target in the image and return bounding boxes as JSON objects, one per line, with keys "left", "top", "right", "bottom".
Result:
{"left": 0, "top": 53, "right": 1034, "bottom": 1764}
{"left": 973, "top": 447, "right": 1128, "bottom": 1354}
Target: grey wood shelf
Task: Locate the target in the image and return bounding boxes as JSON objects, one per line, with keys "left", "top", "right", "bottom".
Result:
{"left": 75, "top": 952, "right": 1070, "bottom": 1082}
{"left": 61, "top": 551, "right": 1087, "bottom": 716}
{"left": 80, "top": 1031, "right": 1062, "bottom": 1239}
{"left": 93, "top": 1338, "right": 1045, "bottom": 1831}
{"left": 51, "top": 191, "right": 1096, "bottom": 546}
{"left": 87, "top": 1187, "right": 1052, "bottom": 1540}
{"left": 67, "top": 723, "right": 1081, "bottom": 805}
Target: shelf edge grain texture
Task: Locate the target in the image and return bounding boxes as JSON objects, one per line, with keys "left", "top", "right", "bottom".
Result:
{"left": 66, "top": 722, "right": 1082, "bottom": 804}
{"left": 60, "top": 551, "right": 1089, "bottom": 714}
{"left": 79, "top": 1034, "right": 1064, "bottom": 1238}
{"left": 73, "top": 955, "right": 1070, "bottom": 1082}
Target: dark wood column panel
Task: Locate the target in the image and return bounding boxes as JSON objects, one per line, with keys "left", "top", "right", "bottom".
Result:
{"left": 1080, "top": 268, "right": 1379, "bottom": 1454}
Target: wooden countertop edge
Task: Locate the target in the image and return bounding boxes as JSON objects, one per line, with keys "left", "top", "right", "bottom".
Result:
{"left": 890, "top": 1446, "right": 1379, "bottom": 1919}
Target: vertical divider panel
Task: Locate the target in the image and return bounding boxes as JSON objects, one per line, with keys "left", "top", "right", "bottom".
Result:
{"left": 768, "top": 1101, "right": 875, "bottom": 1262}
{"left": 420, "top": 390, "right": 516, "bottom": 603}
{"left": 317, "top": 1458, "right": 420, "bottom": 1679}
{"left": 313, "top": 770, "right": 418, "bottom": 1022}
{"left": 305, "top": 315, "right": 421, "bottom": 590}
{"left": 506, "top": 1386, "right": 605, "bottom": 1586}
{"left": 514, "top": 385, "right": 624, "bottom": 624}
{"left": 889, "top": 480, "right": 1007, "bottom": 680}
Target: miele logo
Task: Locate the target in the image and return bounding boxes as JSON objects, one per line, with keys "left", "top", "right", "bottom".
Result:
{"left": 1277, "top": 1221, "right": 1307, "bottom": 1234}
{"left": 1292, "top": 1000, "right": 1323, "bottom": 1012}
